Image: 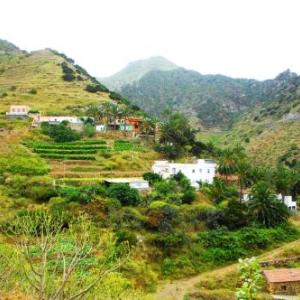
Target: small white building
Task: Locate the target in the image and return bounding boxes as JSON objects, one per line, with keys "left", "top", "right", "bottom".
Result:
{"left": 33, "top": 116, "right": 93, "bottom": 131}
{"left": 151, "top": 159, "right": 217, "bottom": 187}
{"left": 6, "top": 105, "right": 30, "bottom": 117}
{"left": 96, "top": 124, "right": 107, "bottom": 132}
{"left": 37, "top": 116, "right": 85, "bottom": 125}
{"left": 104, "top": 178, "right": 150, "bottom": 191}
{"left": 242, "top": 193, "right": 297, "bottom": 213}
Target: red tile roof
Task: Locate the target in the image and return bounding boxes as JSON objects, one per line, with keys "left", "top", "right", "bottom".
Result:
{"left": 263, "top": 269, "right": 300, "bottom": 283}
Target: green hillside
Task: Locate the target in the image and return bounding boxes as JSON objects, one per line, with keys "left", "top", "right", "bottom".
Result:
{"left": 199, "top": 80, "right": 300, "bottom": 166}
{"left": 0, "top": 48, "right": 111, "bottom": 115}
{"left": 100, "top": 56, "right": 178, "bottom": 91}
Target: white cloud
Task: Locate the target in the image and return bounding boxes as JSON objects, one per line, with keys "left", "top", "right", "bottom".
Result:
{"left": 1, "top": 0, "right": 300, "bottom": 79}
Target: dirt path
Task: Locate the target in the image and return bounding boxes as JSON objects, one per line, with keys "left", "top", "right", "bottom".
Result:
{"left": 154, "top": 239, "right": 300, "bottom": 300}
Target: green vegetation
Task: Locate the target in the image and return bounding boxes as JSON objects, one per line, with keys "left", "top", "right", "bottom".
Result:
{"left": 236, "top": 257, "right": 263, "bottom": 300}
{"left": 41, "top": 121, "right": 81, "bottom": 143}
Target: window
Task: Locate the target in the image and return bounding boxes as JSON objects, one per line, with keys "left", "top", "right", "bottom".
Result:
{"left": 281, "top": 285, "right": 287, "bottom": 291}
{"left": 172, "top": 168, "right": 176, "bottom": 174}
{"left": 199, "top": 169, "right": 202, "bottom": 173}
{"left": 207, "top": 169, "right": 210, "bottom": 173}
{"left": 192, "top": 169, "right": 195, "bottom": 173}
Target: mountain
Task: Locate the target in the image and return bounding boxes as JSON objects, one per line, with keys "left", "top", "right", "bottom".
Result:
{"left": 100, "top": 56, "right": 178, "bottom": 91}
{"left": 0, "top": 45, "right": 114, "bottom": 115}
{"left": 117, "top": 64, "right": 300, "bottom": 129}
{"left": 199, "top": 70, "right": 300, "bottom": 166}
{"left": 0, "top": 39, "right": 23, "bottom": 55}
{"left": 226, "top": 79, "right": 300, "bottom": 166}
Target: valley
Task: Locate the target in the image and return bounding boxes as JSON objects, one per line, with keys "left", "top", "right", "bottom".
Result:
{"left": 0, "top": 39, "right": 300, "bottom": 300}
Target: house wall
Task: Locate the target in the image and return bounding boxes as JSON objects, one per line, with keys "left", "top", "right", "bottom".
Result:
{"left": 152, "top": 159, "right": 216, "bottom": 187}
{"left": 267, "top": 281, "right": 300, "bottom": 295}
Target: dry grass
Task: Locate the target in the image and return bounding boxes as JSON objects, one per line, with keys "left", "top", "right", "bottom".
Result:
{"left": 0, "top": 49, "right": 110, "bottom": 114}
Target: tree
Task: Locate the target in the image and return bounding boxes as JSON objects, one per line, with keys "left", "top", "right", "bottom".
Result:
{"left": 217, "top": 146, "right": 246, "bottom": 182}
{"left": 86, "top": 104, "right": 105, "bottom": 124}
{"left": 107, "top": 183, "right": 140, "bottom": 206}
{"left": 248, "top": 181, "right": 290, "bottom": 227}
{"left": 236, "top": 257, "right": 263, "bottom": 300}
{"left": 2, "top": 210, "right": 125, "bottom": 299}
{"left": 236, "top": 161, "right": 253, "bottom": 201}
{"left": 201, "top": 178, "right": 239, "bottom": 204}
{"left": 157, "top": 112, "right": 195, "bottom": 159}
{"left": 41, "top": 122, "right": 80, "bottom": 143}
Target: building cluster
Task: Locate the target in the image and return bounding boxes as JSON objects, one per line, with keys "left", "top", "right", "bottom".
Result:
{"left": 5, "top": 106, "right": 299, "bottom": 212}
{"left": 6, "top": 105, "right": 142, "bottom": 134}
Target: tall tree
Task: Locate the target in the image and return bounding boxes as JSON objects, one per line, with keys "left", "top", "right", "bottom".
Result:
{"left": 157, "top": 112, "right": 195, "bottom": 158}
{"left": 248, "top": 181, "right": 290, "bottom": 227}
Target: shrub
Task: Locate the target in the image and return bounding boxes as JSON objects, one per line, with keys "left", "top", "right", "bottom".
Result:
{"left": 147, "top": 201, "right": 179, "bottom": 232}
{"left": 107, "top": 184, "right": 140, "bottom": 206}
{"left": 115, "top": 229, "right": 138, "bottom": 247}
{"left": 86, "top": 83, "right": 109, "bottom": 93}
{"left": 28, "top": 88, "right": 37, "bottom": 94}
{"left": 41, "top": 122, "right": 81, "bottom": 143}
{"left": 83, "top": 123, "right": 96, "bottom": 137}
{"left": 143, "top": 172, "right": 162, "bottom": 186}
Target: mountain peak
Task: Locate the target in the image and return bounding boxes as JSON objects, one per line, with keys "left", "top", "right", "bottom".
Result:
{"left": 100, "top": 56, "right": 179, "bottom": 91}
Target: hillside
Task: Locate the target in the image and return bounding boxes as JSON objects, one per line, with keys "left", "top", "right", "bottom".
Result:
{"left": 100, "top": 56, "right": 178, "bottom": 91}
{"left": 0, "top": 38, "right": 22, "bottom": 55}
{"left": 105, "top": 56, "right": 300, "bottom": 129}
{"left": 227, "top": 91, "right": 300, "bottom": 167}
{"left": 0, "top": 47, "right": 112, "bottom": 115}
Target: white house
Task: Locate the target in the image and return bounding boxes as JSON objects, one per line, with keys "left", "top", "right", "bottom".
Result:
{"left": 6, "top": 105, "right": 30, "bottom": 117}
{"left": 242, "top": 193, "right": 297, "bottom": 213}
{"left": 37, "top": 116, "right": 85, "bottom": 125}
{"left": 96, "top": 124, "right": 107, "bottom": 132}
{"left": 104, "top": 178, "right": 150, "bottom": 191}
{"left": 33, "top": 116, "right": 93, "bottom": 131}
{"left": 151, "top": 159, "right": 217, "bottom": 187}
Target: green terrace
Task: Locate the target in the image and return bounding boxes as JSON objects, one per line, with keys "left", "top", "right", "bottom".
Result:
{"left": 24, "top": 139, "right": 146, "bottom": 161}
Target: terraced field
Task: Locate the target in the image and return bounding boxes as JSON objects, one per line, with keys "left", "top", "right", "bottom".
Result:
{"left": 25, "top": 138, "right": 160, "bottom": 182}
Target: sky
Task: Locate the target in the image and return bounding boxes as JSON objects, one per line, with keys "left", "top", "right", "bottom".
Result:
{"left": 1, "top": 0, "right": 300, "bottom": 80}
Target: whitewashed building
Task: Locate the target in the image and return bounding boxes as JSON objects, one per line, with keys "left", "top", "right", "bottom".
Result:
{"left": 32, "top": 116, "right": 93, "bottom": 131}
{"left": 151, "top": 159, "right": 217, "bottom": 187}
{"left": 6, "top": 105, "right": 30, "bottom": 117}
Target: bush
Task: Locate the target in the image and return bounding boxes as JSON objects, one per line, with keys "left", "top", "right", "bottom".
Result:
{"left": 28, "top": 88, "right": 37, "bottom": 94}
{"left": 198, "top": 225, "right": 300, "bottom": 265}
{"left": 86, "top": 83, "right": 109, "bottom": 93}
{"left": 143, "top": 172, "right": 162, "bottom": 186}
{"left": 41, "top": 122, "right": 81, "bottom": 143}
{"left": 147, "top": 201, "right": 179, "bottom": 232}
{"left": 107, "top": 184, "right": 140, "bottom": 206}
{"left": 115, "top": 229, "right": 138, "bottom": 247}
{"left": 83, "top": 123, "right": 96, "bottom": 137}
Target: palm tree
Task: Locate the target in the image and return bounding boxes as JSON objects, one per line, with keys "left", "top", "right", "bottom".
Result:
{"left": 236, "top": 160, "right": 253, "bottom": 201}
{"left": 248, "top": 181, "right": 290, "bottom": 227}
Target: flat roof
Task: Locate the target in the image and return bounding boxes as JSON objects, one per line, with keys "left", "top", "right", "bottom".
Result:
{"left": 263, "top": 269, "right": 300, "bottom": 283}
{"left": 104, "top": 177, "right": 148, "bottom": 183}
